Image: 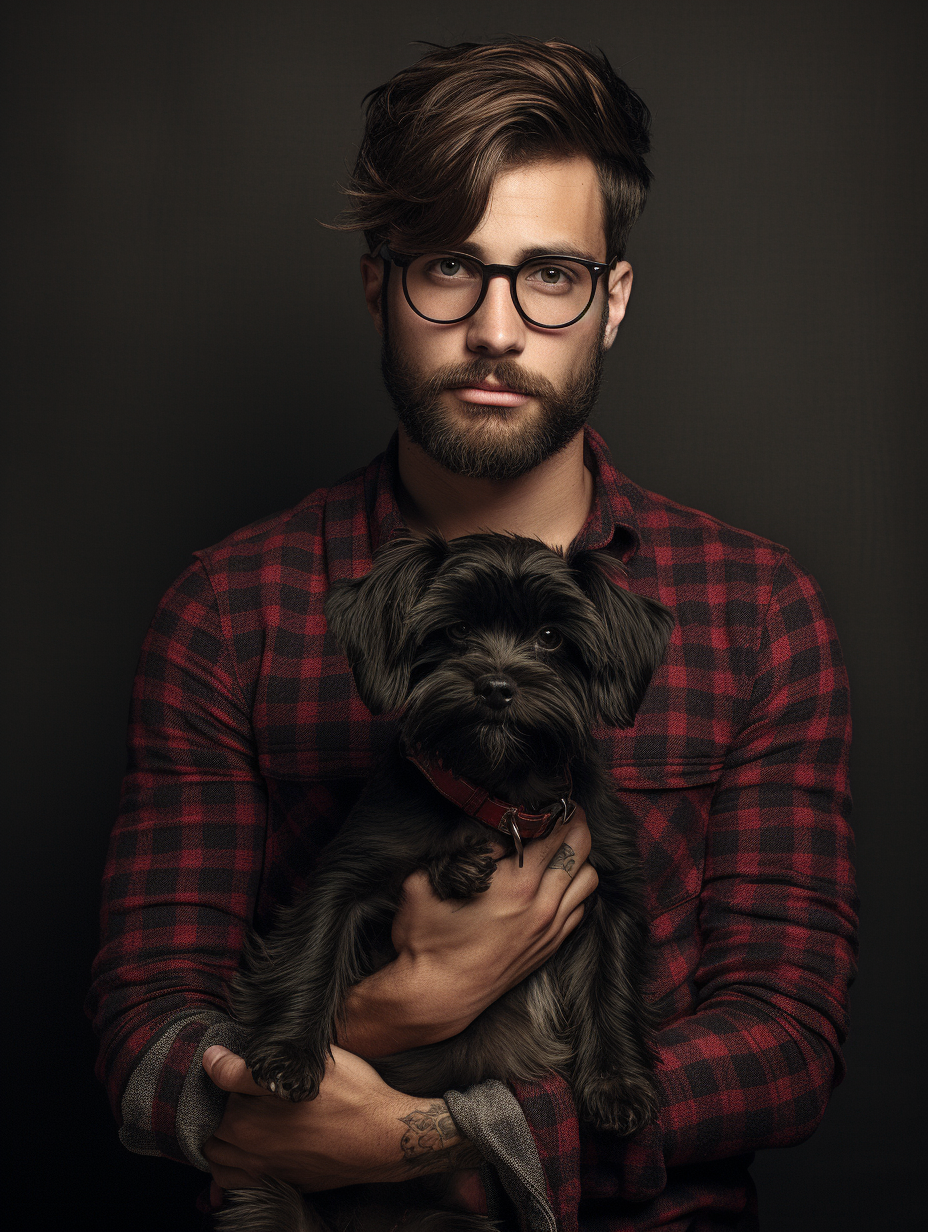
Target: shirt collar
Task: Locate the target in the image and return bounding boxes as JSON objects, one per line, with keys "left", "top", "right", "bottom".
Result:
{"left": 364, "top": 426, "right": 640, "bottom": 563}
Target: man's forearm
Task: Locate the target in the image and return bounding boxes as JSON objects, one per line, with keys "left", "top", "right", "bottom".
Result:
{"left": 395, "top": 1098, "right": 483, "bottom": 1176}
{"left": 336, "top": 972, "right": 486, "bottom": 1187}
{"left": 202, "top": 1046, "right": 483, "bottom": 1192}
{"left": 338, "top": 953, "right": 473, "bottom": 1058}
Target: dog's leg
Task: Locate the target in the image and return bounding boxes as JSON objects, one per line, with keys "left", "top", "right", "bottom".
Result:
{"left": 556, "top": 892, "right": 660, "bottom": 1135}
{"left": 217, "top": 1179, "right": 497, "bottom": 1232}
{"left": 233, "top": 874, "right": 400, "bottom": 1102}
{"left": 214, "top": 1180, "right": 326, "bottom": 1232}
{"left": 425, "top": 834, "right": 498, "bottom": 901}
{"left": 375, "top": 966, "right": 572, "bottom": 1097}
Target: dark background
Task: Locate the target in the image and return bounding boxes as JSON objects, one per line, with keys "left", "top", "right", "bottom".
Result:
{"left": 4, "top": 2, "right": 925, "bottom": 1229}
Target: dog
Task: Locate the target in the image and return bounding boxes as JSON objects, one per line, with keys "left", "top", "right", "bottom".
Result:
{"left": 218, "top": 531, "right": 674, "bottom": 1232}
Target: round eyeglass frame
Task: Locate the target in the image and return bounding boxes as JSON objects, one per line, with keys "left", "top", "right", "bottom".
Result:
{"left": 378, "top": 244, "right": 618, "bottom": 330}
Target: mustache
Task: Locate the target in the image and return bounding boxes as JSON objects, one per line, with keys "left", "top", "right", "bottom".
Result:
{"left": 419, "top": 359, "right": 559, "bottom": 402}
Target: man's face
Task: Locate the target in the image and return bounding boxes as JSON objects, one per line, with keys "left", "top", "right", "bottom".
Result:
{"left": 362, "top": 156, "right": 633, "bottom": 480}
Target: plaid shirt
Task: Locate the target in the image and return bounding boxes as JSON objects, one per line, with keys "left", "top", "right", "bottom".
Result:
{"left": 87, "top": 427, "right": 857, "bottom": 1230}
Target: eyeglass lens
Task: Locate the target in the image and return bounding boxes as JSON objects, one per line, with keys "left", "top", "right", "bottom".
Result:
{"left": 404, "top": 254, "right": 595, "bottom": 327}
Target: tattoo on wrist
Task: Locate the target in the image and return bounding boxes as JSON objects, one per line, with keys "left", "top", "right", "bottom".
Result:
{"left": 398, "top": 1101, "right": 482, "bottom": 1173}
{"left": 548, "top": 842, "right": 576, "bottom": 875}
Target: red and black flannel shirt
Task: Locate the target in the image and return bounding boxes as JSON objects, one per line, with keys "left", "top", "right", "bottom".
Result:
{"left": 87, "top": 427, "right": 858, "bottom": 1230}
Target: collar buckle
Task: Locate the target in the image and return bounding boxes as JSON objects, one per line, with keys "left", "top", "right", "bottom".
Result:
{"left": 499, "top": 808, "right": 525, "bottom": 867}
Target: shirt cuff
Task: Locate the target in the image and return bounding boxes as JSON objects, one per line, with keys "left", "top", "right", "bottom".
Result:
{"left": 119, "top": 1011, "right": 249, "bottom": 1171}
{"left": 445, "top": 1079, "right": 558, "bottom": 1232}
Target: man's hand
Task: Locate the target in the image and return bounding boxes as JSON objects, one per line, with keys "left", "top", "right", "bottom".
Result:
{"left": 202, "top": 1044, "right": 480, "bottom": 1195}
{"left": 202, "top": 816, "right": 594, "bottom": 1202}
{"left": 339, "top": 810, "right": 597, "bottom": 1056}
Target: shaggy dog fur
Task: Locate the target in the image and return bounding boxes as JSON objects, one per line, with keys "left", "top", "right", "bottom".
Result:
{"left": 217, "top": 532, "right": 674, "bottom": 1232}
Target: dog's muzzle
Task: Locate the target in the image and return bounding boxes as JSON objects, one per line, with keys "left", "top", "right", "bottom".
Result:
{"left": 474, "top": 674, "right": 517, "bottom": 710}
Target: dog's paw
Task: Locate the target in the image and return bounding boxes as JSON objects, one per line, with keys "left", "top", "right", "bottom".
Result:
{"left": 427, "top": 848, "right": 497, "bottom": 900}
{"left": 576, "top": 1073, "right": 660, "bottom": 1136}
{"left": 244, "top": 1041, "right": 324, "bottom": 1102}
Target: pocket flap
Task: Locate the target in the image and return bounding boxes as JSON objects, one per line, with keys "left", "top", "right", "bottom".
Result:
{"left": 609, "top": 758, "right": 726, "bottom": 790}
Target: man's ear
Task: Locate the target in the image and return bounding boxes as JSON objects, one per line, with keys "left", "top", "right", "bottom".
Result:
{"left": 360, "top": 253, "right": 386, "bottom": 336}
{"left": 324, "top": 534, "right": 448, "bottom": 714}
{"left": 602, "top": 260, "right": 633, "bottom": 350}
{"left": 570, "top": 550, "right": 674, "bottom": 727}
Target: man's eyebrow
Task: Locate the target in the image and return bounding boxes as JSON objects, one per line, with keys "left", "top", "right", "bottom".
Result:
{"left": 452, "top": 240, "right": 605, "bottom": 264}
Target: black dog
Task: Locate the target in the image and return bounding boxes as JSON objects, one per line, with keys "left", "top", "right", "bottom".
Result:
{"left": 219, "top": 532, "right": 674, "bottom": 1232}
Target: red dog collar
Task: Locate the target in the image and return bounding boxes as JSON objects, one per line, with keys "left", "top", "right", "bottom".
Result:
{"left": 405, "top": 750, "right": 575, "bottom": 867}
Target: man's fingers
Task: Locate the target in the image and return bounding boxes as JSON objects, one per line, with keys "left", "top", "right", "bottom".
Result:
{"left": 495, "top": 810, "right": 591, "bottom": 886}
{"left": 202, "top": 1046, "right": 266, "bottom": 1095}
{"left": 209, "top": 1164, "right": 261, "bottom": 1189}
{"left": 538, "top": 805, "right": 589, "bottom": 857}
{"left": 540, "top": 870, "right": 598, "bottom": 958}
{"left": 558, "top": 902, "right": 587, "bottom": 940}
{"left": 399, "top": 867, "right": 438, "bottom": 905}
{"left": 537, "top": 813, "right": 591, "bottom": 871}
{"left": 554, "top": 862, "right": 599, "bottom": 916}
{"left": 203, "top": 1130, "right": 265, "bottom": 1178}
{"left": 518, "top": 820, "right": 592, "bottom": 898}
{"left": 546, "top": 839, "right": 579, "bottom": 876}
{"left": 536, "top": 861, "right": 598, "bottom": 937}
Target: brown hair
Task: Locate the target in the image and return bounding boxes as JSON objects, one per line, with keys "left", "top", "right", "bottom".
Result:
{"left": 334, "top": 38, "right": 652, "bottom": 260}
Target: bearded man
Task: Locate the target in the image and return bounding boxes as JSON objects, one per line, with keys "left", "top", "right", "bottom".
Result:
{"left": 88, "top": 38, "right": 857, "bottom": 1232}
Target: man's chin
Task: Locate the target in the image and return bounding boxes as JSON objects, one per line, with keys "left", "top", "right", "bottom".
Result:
{"left": 399, "top": 397, "right": 559, "bottom": 478}
{"left": 439, "top": 390, "right": 542, "bottom": 430}
{"left": 382, "top": 331, "right": 605, "bottom": 479}
{"left": 406, "top": 424, "right": 573, "bottom": 481}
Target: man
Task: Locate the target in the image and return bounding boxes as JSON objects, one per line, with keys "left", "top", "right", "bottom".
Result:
{"left": 87, "top": 38, "right": 858, "bottom": 1230}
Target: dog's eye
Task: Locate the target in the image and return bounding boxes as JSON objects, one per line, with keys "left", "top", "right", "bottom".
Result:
{"left": 447, "top": 622, "right": 471, "bottom": 642}
{"left": 535, "top": 627, "right": 562, "bottom": 651}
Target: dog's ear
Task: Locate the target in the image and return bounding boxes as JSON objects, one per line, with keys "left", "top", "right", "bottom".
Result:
{"left": 570, "top": 550, "right": 675, "bottom": 728}
{"left": 323, "top": 533, "right": 448, "bottom": 714}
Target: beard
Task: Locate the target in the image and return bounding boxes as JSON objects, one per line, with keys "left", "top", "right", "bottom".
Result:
{"left": 380, "top": 303, "right": 608, "bottom": 481}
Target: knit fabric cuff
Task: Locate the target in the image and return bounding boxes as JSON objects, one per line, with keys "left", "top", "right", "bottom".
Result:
{"left": 119, "top": 1011, "right": 248, "bottom": 1171}
{"left": 445, "top": 1079, "right": 558, "bottom": 1232}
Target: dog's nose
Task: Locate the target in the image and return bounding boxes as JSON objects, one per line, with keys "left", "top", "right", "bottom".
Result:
{"left": 474, "top": 675, "right": 517, "bottom": 709}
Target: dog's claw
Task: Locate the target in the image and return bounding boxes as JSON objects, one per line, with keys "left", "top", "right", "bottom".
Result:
{"left": 577, "top": 1074, "right": 659, "bottom": 1136}
{"left": 244, "top": 1043, "right": 323, "bottom": 1102}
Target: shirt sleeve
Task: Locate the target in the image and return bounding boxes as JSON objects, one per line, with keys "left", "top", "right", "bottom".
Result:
{"left": 85, "top": 559, "right": 268, "bottom": 1165}
{"left": 512, "top": 554, "right": 859, "bottom": 1209}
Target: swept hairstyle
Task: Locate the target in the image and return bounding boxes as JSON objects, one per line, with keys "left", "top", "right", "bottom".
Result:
{"left": 334, "top": 37, "right": 652, "bottom": 261}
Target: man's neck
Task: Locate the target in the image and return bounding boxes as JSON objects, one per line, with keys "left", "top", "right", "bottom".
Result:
{"left": 395, "top": 427, "right": 593, "bottom": 552}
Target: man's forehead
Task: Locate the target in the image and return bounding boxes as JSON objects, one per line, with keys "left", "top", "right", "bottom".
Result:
{"left": 462, "top": 155, "right": 608, "bottom": 261}
{"left": 453, "top": 239, "right": 606, "bottom": 265}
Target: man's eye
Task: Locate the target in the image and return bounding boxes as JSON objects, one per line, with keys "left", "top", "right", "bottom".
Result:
{"left": 419, "top": 254, "right": 481, "bottom": 285}
{"left": 447, "top": 622, "right": 471, "bottom": 641}
{"left": 524, "top": 263, "right": 575, "bottom": 288}
{"left": 535, "top": 627, "right": 562, "bottom": 650}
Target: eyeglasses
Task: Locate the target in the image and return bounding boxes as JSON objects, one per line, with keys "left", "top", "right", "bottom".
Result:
{"left": 379, "top": 244, "right": 617, "bottom": 330}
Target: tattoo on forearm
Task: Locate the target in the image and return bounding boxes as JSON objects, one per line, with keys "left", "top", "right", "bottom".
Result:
{"left": 398, "top": 1101, "right": 482, "bottom": 1174}
{"left": 548, "top": 842, "right": 576, "bottom": 875}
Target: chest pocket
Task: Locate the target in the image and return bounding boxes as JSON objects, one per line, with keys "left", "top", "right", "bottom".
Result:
{"left": 602, "top": 753, "right": 723, "bottom": 1021}
{"left": 606, "top": 753, "right": 725, "bottom": 919}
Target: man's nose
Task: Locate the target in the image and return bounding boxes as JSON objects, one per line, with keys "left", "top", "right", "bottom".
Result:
{"left": 465, "top": 274, "right": 525, "bottom": 356}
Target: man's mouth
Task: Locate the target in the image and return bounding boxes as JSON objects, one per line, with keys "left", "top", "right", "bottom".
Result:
{"left": 449, "top": 380, "right": 533, "bottom": 408}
